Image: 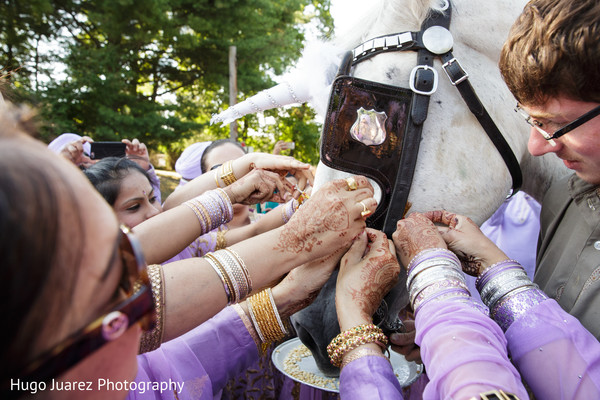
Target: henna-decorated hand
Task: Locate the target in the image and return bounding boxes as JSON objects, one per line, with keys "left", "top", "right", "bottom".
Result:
{"left": 59, "top": 136, "right": 95, "bottom": 168}
{"left": 392, "top": 212, "right": 448, "bottom": 268}
{"left": 424, "top": 210, "right": 508, "bottom": 276}
{"left": 274, "top": 175, "right": 377, "bottom": 263}
{"left": 271, "top": 247, "right": 346, "bottom": 318}
{"left": 224, "top": 168, "right": 294, "bottom": 205}
{"left": 232, "top": 152, "right": 313, "bottom": 198}
{"left": 122, "top": 138, "right": 151, "bottom": 171}
{"left": 335, "top": 229, "right": 400, "bottom": 330}
{"left": 390, "top": 320, "right": 422, "bottom": 364}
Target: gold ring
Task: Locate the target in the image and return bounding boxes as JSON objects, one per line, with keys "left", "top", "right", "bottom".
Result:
{"left": 359, "top": 201, "right": 371, "bottom": 218}
{"left": 345, "top": 177, "right": 358, "bottom": 191}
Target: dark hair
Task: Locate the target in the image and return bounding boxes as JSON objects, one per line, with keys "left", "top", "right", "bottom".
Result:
{"left": 500, "top": 0, "right": 600, "bottom": 105}
{"left": 0, "top": 128, "right": 84, "bottom": 384}
{"left": 200, "top": 139, "right": 246, "bottom": 174}
{"left": 84, "top": 157, "right": 152, "bottom": 206}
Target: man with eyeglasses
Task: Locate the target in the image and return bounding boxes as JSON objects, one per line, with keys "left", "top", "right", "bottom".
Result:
{"left": 499, "top": 0, "right": 600, "bottom": 339}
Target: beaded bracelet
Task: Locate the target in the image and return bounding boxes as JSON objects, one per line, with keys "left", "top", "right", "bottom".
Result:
{"left": 327, "top": 327, "right": 388, "bottom": 368}
{"left": 328, "top": 324, "right": 381, "bottom": 349}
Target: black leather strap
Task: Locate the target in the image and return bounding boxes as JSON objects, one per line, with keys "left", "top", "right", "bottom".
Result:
{"left": 382, "top": 4, "right": 452, "bottom": 237}
{"left": 441, "top": 52, "right": 522, "bottom": 192}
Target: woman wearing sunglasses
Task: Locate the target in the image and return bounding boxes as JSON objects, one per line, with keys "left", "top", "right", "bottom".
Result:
{"left": 0, "top": 104, "right": 388, "bottom": 399}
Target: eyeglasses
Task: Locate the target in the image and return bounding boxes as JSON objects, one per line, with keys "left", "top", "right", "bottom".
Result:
{"left": 515, "top": 103, "right": 600, "bottom": 147}
{"left": 13, "top": 225, "right": 156, "bottom": 386}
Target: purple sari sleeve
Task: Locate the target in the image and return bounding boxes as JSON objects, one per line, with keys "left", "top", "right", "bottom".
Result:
{"left": 131, "top": 306, "right": 259, "bottom": 400}
{"left": 339, "top": 356, "right": 403, "bottom": 399}
{"left": 416, "top": 301, "right": 528, "bottom": 400}
{"left": 506, "top": 299, "right": 600, "bottom": 398}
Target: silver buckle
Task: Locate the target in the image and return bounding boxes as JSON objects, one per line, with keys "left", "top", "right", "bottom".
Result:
{"left": 409, "top": 65, "right": 438, "bottom": 96}
{"left": 442, "top": 58, "right": 469, "bottom": 85}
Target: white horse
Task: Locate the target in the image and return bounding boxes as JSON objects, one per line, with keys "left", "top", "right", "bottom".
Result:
{"left": 213, "top": 0, "right": 570, "bottom": 375}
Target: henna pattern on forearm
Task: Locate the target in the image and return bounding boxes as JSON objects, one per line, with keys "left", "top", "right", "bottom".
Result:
{"left": 394, "top": 214, "right": 445, "bottom": 261}
{"left": 274, "top": 186, "right": 350, "bottom": 254}
{"left": 340, "top": 248, "right": 400, "bottom": 320}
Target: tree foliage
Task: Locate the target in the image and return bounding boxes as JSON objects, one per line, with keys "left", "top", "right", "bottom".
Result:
{"left": 0, "top": 0, "right": 332, "bottom": 164}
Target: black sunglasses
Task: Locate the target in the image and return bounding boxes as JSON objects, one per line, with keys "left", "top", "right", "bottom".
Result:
{"left": 6, "top": 225, "right": 156, "bottom": 391}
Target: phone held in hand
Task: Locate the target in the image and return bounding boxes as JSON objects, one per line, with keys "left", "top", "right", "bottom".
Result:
{"left": 89, "top": 142, "right": 126, "bottom": 159}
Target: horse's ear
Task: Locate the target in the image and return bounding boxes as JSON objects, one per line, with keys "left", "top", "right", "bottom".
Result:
{"left": 336, "top": 51, "right": 354, "bottom": 78}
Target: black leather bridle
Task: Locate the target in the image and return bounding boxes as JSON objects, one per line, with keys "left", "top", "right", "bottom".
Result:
{"left": 344, "top": 1, "right": 522, "bottom": 236}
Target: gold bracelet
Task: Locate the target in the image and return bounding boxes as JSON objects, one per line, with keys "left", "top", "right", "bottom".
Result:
{"left": 139, "top": 264, "right": 166, "bottom": 353}
{"left": 214, "top": 170, "right": 221, "bottom": 188}
{"left": 246, "top": 289, "right": 286, "bottom": 344}
{"left": 205, "top": 253, "right": 235, "bottom": 304}
{"left": 327, "top": 324, "right": 388, "bottom": 367}
{"left": 220, "top": 160, "right": 237, "bottom": 186}
{"left": 216, "top": 228, "right": 228, "bottom": 250}
{"left": 341, "top": 348, "right": 389, "bottom": 370}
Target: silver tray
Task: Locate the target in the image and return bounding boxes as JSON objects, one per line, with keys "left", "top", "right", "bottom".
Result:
{"left": 272, "top": 337, "right": 423, "bottom": 393}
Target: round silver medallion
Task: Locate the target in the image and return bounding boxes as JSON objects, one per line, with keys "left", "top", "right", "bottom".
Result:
{"left": 422, "top": 26, "right": 454, "bottom": 55}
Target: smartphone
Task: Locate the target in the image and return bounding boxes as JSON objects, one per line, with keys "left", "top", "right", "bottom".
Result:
{"left": 288, "top": 141, "right": 295, "bottom": 150}
{"left": 89, "top": 142, "right": 126, "bottom": 160}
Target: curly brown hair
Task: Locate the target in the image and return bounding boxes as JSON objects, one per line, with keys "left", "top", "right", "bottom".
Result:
{"left": 499, "top": 0, "right": 600, "bottom": 106}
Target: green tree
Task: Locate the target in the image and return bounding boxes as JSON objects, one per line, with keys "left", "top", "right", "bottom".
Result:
{"left": 0, "top": 0, "right": 332, "bottom": 165}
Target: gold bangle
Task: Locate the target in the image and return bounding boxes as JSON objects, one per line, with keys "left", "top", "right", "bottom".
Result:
{"left": 205, "top": 253, "right": 235, "bottom": 304}
{"left": 214, "top": 169, "right": 221, "bottom": 188}
{"left": 220, "top": 160, "right": 237, "bottom": 186}
{"left": 341, "top": 348, "right": 389, "bottom": 370}
{"left": 246, "top": 289, "right": 286, "bottom": 344}
{"left": 139, "top": 264, "right": 166, "bottom": 353}
{"left": 216, "top": 228, "right": 228, "bottom": 250}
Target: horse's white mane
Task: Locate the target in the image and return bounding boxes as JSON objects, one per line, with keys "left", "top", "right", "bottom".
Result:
{"left": 335, "top": 0, "right": 448, "bottom": 50}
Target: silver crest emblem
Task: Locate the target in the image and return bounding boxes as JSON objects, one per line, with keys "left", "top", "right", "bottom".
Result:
{"left": 350, "top": 107, "right": 387, "bottom": 146}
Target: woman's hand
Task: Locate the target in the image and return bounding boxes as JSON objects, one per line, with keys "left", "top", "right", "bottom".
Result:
{"left": 272, "top": 248, "right": 346, "bottom": 318}
{"left": 122, "top": 138, "right": 151, "bottom": 171}
{"left": 224, "top": 168, "right": 295, "bottom": 205}
{"left": 424, "top": 210, "right": 508, "bottom": 276}
{"left": 389, "top": 320, "right": 422, "bottom": 363}
{"left": 233, "top": 152, "right": 314, "bottom": 198}
{"left": 392, "top": 212, "right": 448, "bottom": 268}
{"left": 59, "top": 136, "right": 95, "bottom": 168}
{"left": 335, "top": 229, "right": 400, "bottom": 330}
{"left": 276, "top": 175, "right": 377, "bottom": 263}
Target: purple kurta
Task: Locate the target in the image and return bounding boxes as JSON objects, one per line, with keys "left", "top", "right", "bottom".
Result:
{"left": 131, "top": 307, "right": 258, "bottom": 399}
{"left": 341, "top": 299, "right": 527, "bottom": 400}
{"left": 506, "top": 299, "right": 600, "bottom": 399}
{"left": 340, "top": 298, "right": 600, "bottom": 399}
